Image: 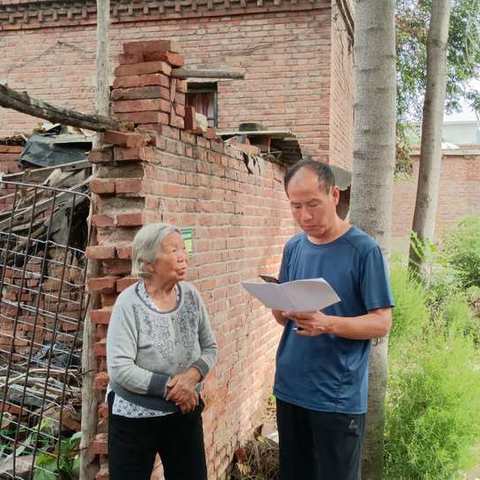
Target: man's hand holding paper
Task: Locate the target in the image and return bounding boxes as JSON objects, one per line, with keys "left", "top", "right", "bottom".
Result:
{"left": 284, "top": 310, "right": 333, "bottom": 336}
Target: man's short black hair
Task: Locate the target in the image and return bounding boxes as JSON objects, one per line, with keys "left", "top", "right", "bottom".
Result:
{"left": 284, "top": 159, "right": 336, "bottom": 194}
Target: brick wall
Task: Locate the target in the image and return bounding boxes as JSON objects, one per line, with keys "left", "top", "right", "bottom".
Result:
{"left": 0, "top": 0, "right": 349, "bottom": 165}
{"left": 0, "top": 254, "right": 85, "bottom": 360}
{"left": 392, "top": 151, "right": 480, "bottom": 251}
{"left": 0, "top": 145, "right": 22, "bottom": 212}
{"left": 329, "top": 1, "right": 353, "bottom": 170}
{"left": 86, "top": 40, "right": 295, "bottom": 479}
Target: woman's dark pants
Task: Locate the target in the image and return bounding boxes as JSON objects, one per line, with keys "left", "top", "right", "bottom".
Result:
{"left": 108, "top": 393, "right": 208, "bottom": 480}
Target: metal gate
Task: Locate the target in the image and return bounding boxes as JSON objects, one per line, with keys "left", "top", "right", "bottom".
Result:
{"left": 0, "top": 181, "right": 89, "bottom": 480}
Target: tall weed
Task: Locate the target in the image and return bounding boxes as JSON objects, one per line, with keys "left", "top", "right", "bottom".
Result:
{"left": 385, "top": 260, "right": 480, "bottom": 479}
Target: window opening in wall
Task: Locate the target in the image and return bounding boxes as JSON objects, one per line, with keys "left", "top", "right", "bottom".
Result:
{"left": 186, "top": 82, "right": 218, "bottom": 128}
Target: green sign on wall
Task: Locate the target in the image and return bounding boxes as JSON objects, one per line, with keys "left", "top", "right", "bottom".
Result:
{"left": 181, "top": 227, "right": 193, "bottom": 255}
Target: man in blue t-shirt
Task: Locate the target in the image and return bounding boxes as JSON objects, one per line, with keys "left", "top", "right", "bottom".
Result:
{"left": 272, "top": 160, "right": 394, "bottom": 480}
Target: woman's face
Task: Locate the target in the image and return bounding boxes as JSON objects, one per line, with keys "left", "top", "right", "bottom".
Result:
{"left": 148, "top": 232, "right": 188, "bottom": 283}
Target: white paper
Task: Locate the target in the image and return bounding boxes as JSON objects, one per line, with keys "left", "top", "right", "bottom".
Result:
{"left": 241, "top": 278, "right": 340, "bottom": 312}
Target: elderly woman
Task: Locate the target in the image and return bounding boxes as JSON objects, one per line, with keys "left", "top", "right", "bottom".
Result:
{"left": 106, "top": 223, "right": 217, "bottom": 480}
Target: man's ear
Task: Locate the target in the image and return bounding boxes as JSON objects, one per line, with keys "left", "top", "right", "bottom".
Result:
{"left": 332, "top": 186, "right": 341, "bottom": 205}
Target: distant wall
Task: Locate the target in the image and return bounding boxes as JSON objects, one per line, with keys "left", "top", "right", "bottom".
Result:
{"left": 391, "top": 150, "right": 480, "bottom": 251}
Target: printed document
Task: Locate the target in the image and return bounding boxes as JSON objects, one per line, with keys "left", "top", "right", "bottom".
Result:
{"left": 241, "top": 278, "right": 340, "bottom": 312}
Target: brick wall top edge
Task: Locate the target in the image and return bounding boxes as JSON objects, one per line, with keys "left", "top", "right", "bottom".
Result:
{"left": 410, "top": 149, "right": 480, "bottom": 158}
{"left": 0, "top": 0, "right": 331, "bottom": 30}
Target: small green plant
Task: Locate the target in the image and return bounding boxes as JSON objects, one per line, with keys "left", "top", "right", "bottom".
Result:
{"left": 389, "top": 262, "right": 429, "bottom": 343}
{"left": 34, "top": 431, "right": 81, "bottom": 480}
{"left": 385, "top": 332, "right": 480, "bottom": 479}
{"left": 443, "top": 216, "right": 480, "bottom": 290}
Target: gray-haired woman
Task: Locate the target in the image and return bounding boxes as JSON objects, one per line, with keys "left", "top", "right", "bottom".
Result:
{"left": 106, "top": 223, "right": 217, "bottom": 480}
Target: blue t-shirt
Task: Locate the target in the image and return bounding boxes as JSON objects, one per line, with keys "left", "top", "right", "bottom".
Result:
{"left": 273, "top": 226, "right": 394, "bottom": 414}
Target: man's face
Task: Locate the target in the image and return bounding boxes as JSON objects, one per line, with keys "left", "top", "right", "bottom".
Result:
{"left": 286, "top": 168, "right": 339, "bottom": 241}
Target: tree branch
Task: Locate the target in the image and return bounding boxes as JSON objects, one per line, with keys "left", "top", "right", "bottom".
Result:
{"left": 0, "top": 82, "right": 130, "bottom": 132}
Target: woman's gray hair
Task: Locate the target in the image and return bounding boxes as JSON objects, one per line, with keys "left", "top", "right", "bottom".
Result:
{"left": 131, "top": 223, "right": 180, "bottom": 278}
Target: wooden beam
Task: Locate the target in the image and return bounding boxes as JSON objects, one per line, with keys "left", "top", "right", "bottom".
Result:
{"left": 0, "top": 82, "right": 127, "bottom": 132}
{"left": 80, "top": 2, "right": 110, "bottom": 480}
{"left": 171, "top": 67, "right": 245, "bottom": 80}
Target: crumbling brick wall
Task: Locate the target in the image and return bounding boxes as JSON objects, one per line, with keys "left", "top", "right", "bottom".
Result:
{"left": 0, "top": 145, "right": 23, "bottom": 212}
{"left": 0, "top": 0, "right": 355, "bottom": 166}
{"left": 86, "top": 40, "right": 294, "bottom": 479}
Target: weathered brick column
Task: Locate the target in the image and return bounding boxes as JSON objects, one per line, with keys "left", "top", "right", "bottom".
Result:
{"left": 86, "top": 39, "right": 294, "bottom": 479}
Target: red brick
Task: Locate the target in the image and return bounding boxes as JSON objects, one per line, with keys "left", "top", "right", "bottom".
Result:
{"left": 101, "top": 293, "right": 118, "bottom": 307}
{"left": 103, "top": 131, "right": 147, "bottom": 148}
{"left": 175, "top": 104, "right": 185, "bottom": 117}
{"left": 93, "top": 338, "right": 106, "bottom": 358}
{"left": 143, "top": 51, "right": 184, "bottom": 67}
{"left": 175, "top": 92, "right": 186, "bottom": 105}
{"left": 89, "top": 148, "right": 113, "bottom": 164}
{"left": 0, "top": 161, "right": 21, "bottom": 173}
{"left": 205, "top": 127, "right": 217, "bottom": 139}
{"left": 211, "top": 138, "right": 224, "bottom": 154}
{"left": 97, "top": 402, "right": 108, "bottom": 420}
{"left": 176, "top": 79, "right": 187, "bottom": 93}
{"left": 102, "top": 259, "right": 132, "bottom": 276}
{"left": 114, "top": 61, "right": 172, "bottom": 77}
{"left": 90, "top": 178, "right": 115, "bottom": 194}
{"left": 0, "top": 153, "right": 21, "bottom": 161}
{"left": 115, "top": 111, "right": 170, "bottom": 125}
{"left": 85, "top": 245, "right": 116, "bottom": 260}
{"left": 113, "top": 146, "right": 146, "bottom": 161}
{"left": 169, "top": 113, "right": 184, "bottom": 129}
{"left": 0, "top": 145, "right": 23, "bottom": 153}
{"left": 94, "top": 371, "right": 109, "bottom": 390}
{"left": 124, "top": 39, "right": 182, "bottom": 55}
{"left": 180, "top": 130, "right": 197, "bottom": 145}
{"left": 115, "top": 178, "right": 143, "bottom": 193}
{"left": 116, "top": 244, "right": 133, "bottom": 259}
{"left": 90, "top": 433, "right": 108, "bottom": 455}
{"left": 91, "top": 307, "right": 113, "bottom": 324}
{"left": 196, "top": 136, "right": 211, "bottom": 149}
{"left": 112, "top": 86, "right": 171, "bottom": 102}
{"left": 87, "top": 276, "right": 118, "bottom": 293}
{"left": 92, "top": 214, "right": 115, "bottom": 227}
{"left": 118, "top": 52, "right": 143, "bottom": 65}
{"left": 113, "top": 98, "right": 171, "bottom": 114}
{"left": 158, "top": 124, "right": 180, "bottom": 140}
{"left": 116, "top": 212, "right": 144, "bottom": 226}
{"left": 112, "top": 73, "right": 170, "bottom": 89}
{"left": 117, "top": 276, "right": 138, "bottom": 292}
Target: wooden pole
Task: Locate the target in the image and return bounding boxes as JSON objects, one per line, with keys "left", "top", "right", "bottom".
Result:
{"left": 171, "top": 67, "right": 245, "bottom": 79}
{"left": 80, "top": 1, "right": 110, "bottom": 479}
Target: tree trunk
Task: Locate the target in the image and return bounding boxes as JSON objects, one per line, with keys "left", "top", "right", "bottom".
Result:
{"left": 350, "top": 1, "right": 396, "bottom": 478}
{"left": 80, "top": 2, "right": 110, "bottom": 479}
{"left": 409, "top": 0, "right": 451, "bottom": 273}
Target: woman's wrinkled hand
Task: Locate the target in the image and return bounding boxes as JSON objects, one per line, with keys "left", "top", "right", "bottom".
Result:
{"left": 166, "top": 368, "right": 201, "bottom": 413}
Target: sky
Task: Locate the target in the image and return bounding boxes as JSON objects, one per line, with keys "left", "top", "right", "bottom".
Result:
{"left": 444, "top": 79, "right": 480, "bottom": 122}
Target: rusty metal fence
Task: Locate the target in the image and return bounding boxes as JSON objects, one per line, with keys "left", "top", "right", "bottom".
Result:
{"left": 0, "top": 181, "right": 89, "bottom": 480}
